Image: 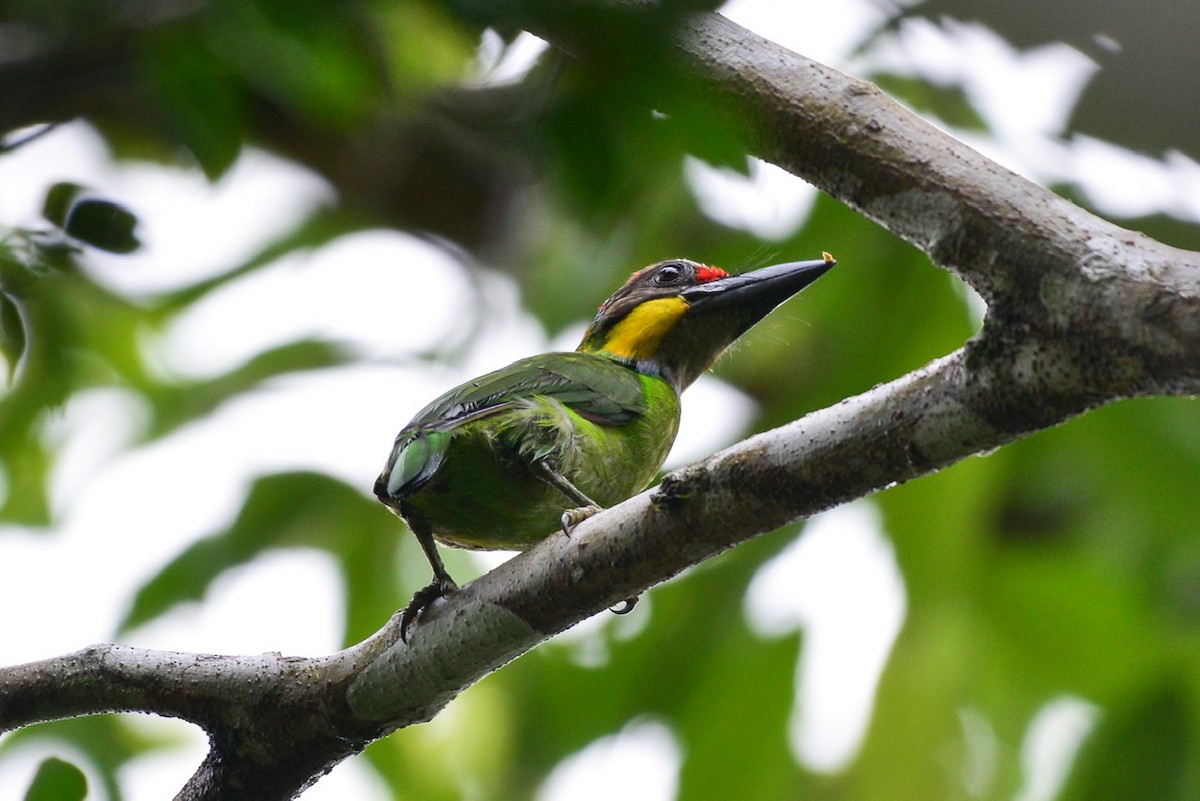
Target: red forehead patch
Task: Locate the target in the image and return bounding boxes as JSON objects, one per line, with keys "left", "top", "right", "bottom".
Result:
{"left": 695, "top": 265, "right": 728, "bottom": 283}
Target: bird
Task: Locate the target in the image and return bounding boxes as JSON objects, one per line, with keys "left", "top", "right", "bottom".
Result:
{"left": 375, "top": 254, "right": 835, "bottom": 640}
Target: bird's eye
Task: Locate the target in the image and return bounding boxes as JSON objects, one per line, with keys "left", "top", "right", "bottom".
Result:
{"left": 653, "top": 263, "right": 685, "bottom": 285}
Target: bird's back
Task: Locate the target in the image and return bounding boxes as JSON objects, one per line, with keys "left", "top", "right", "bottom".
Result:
{"left": 375, "top": 352, "right": 681, "bottom": 549}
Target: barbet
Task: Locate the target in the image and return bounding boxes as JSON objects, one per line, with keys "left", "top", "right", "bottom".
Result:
{"left": 376, "top": 255, "right": 835, "bottom": 638}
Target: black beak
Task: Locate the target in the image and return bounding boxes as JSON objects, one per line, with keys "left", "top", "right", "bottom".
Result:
{"left": 682, "top": 256, "right": 835, "bottom": 315}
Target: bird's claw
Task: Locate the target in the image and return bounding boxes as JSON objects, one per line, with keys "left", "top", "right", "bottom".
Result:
{"left": 399, "top": 576, "right": 458, "bottom": 642}
{"left": 560, "top": 504, "right": 603, "bottom": 536}
{"left": 609, "top": 596, "right": 639, "bottom": 615}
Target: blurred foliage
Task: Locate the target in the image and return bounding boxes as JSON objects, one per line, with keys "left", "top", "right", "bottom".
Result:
{"left": 889, "top": 0, "right": 1200, "bottom": 160}
{"left": 40, "top": 181, "right": 142, "bottom": 254}
{"left": 21, "top": 756, "right": 88, "bottom": 801}
{"left": 1, "top": 1, "right": 1199, "bottom": 800}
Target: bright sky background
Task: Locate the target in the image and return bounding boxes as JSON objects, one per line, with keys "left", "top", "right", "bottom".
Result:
{"left": 1, "top": 1, "right": 1196, "bottom": 798}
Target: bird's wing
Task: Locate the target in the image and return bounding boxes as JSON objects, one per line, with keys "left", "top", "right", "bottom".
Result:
{"left": 376, "top": 353, "right": 648, "bottom": 501}
{"left": 412, "top": 352, "right": 647, "bottom": 429}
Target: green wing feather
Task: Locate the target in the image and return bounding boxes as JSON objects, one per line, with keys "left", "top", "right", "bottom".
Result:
{"left": 376, "top": 352, "right": 647, "bottom": 502}
{"left": 413, "top": 352, "right": 646, "bottom": 427}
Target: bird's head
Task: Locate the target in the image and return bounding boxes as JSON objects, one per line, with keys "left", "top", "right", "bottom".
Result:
{"left": 578, "top": 255, "right": 835, "bottom": 389}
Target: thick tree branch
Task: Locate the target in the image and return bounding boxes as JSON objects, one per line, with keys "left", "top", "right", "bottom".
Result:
{"left": 662, "top": 14, "right": 1200, "bottom": 399}
{"left": 0, "top": 629, "right": 401, "bottom": 799}
{"left": 0, "top": 350, "right": 992, "bottom": 797}
{"left": 2, "top": 7, "right": 1198, "bottom": 799}
{"left": 527, "top": 7, "right": 1200, "bottom": 395}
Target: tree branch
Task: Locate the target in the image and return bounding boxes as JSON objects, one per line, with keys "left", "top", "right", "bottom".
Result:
{"left": 663, "top": 14, "right": 1200, "bottom": 394}
{"left": 2, "top": 7, "right": 1198, "bottom": 799}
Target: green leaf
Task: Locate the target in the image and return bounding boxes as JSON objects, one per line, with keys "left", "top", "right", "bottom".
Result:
{"left": 63, "top": 198, "right": 141, "bottom": 254}
{"left": 145, "top": 30, "right": 246, "bottom": 180}
{"left": 0, "top": 716, "right": 143, "bottom": 801}
{"left": 118, "top": 472, "right": 401, "bottom": 638}
{"left": 22, "top": 757, "right": 88, "bottom": 801}
{"left": 1061, "top": 679, "right": 1197, "bottom": 801}
{"left": 40, "top": 183, "right": 142, "bottom": 253}
{"left": 0, "top": 293, "right": 26, "bottom": 381}
{"left": 40, "top": 182, "right": 85, "bottom": 229}
{"left": 145, "top": 340, "right": 350, "bottom": 439}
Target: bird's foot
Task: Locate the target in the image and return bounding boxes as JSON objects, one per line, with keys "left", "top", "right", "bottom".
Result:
{"left": 560, "top": 504, "right": 603, "bottom": 536}
{"left": 400, "top": 576, "right": 458, "bottom": 642}
{"left": 610, "top": 596, "right": 639, "bottom": 615}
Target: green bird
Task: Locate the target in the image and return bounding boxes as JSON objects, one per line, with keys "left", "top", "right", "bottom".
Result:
{"left": 376, "top": 254, "right": 835, "bottom": 638}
